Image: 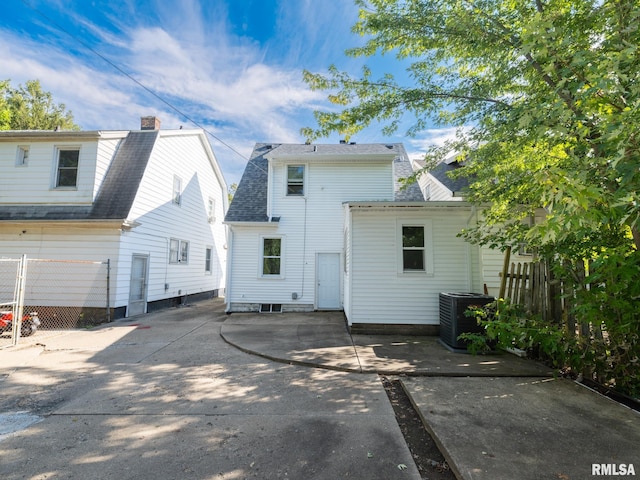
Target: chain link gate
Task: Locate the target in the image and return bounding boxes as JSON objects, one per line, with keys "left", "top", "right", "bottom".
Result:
{"left": 0, "top": 257, "right": 23, "bottom": 347}
{"left": 0, "top": 257, "right": 110, "bottom": 348}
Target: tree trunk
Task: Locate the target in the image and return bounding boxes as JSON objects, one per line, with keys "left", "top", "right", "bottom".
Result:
{"left": 632, "top": 227, "right": 640, "bottom": 251}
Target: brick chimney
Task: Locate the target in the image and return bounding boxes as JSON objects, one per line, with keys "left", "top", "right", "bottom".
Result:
{"left": 141, "top": 116, "right": 161, "bottom": 130}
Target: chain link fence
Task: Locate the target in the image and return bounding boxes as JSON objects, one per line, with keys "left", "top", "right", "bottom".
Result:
{"left": 0, "top": 257, "right": 109, "bottom": 349}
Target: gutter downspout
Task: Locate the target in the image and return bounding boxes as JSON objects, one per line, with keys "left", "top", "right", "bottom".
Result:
{"left": 465, "top": 205, "right": 477, "bottom": 292}
{"left": 225, "top": 227, "right": 234, "bottom": 313}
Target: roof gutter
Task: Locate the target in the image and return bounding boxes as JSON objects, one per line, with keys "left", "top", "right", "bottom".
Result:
{"left": 0, "top": 218, "right": 139, "bottom": 230}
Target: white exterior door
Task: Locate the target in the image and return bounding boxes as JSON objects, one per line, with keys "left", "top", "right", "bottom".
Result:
{"left": 128, "top": 254, "right": 148, "bottom": 316}
{"left": 317, "top": 253, "right": 341, "bottom": 310}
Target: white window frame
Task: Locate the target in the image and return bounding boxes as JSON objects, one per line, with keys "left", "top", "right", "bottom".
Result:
{"left": 286, "top": 164, "right": 305, "bottom": 196}
{"left": 260, "top": 236, "right": 284, "bottom": 278}
{"left": 423, "top": 183, "right": 431, "bottom": 201}
{"left": 205, "top": 246, "right": 213, "bottom": 273}
{"left": 16, "top": 145, "right": 29, "bottom": 167}
{"left": 173, "top": 175, "right": 182, "bottom": 205}
{"left": 169, "top": 238, "right": 189, "bottom": 264}
{"left": 396, "top": 220, "right": 434, "bottom": 276}
{"left": 207, "top": 197, "right": 215, "bottom": 223}
{"left": 54, "top": 147, "right": 80, "bottom": 189}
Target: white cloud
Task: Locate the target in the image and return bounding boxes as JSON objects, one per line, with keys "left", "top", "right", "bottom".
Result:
{"left": 405, "top": 127, "right": 472, "bottom": 161}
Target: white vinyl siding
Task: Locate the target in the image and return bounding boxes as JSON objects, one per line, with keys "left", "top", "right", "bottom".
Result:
{"left": 227, "top": 227, "right": 287, "bottom": 306}
{"left": 0, "top": 140, "right": 103, "bottom": 204}
{"left": 348, "top": 206, "right": 482, "bottom": 325}
{"left": 120, "top": 132, "right": 226, "bottom": 306}
{"left": 0, "top": 226, "right": 120, "bottom": 308}
{"left": 227, "top": 160, "right": 393, "bottom": 310}
{"left": 416, "top": 174, "right": 464, "bottom": 201}
{"left": 0, "top": 130, "right": 227, "bottom": 313}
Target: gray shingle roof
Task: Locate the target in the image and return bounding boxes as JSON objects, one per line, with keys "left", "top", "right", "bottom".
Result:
{"left": 88, "top": 131, "right": 158, "bottom": 219}
{"left": 430, "top": 160, "right": 471, "bottom": 194}
{"left": 224, "top": 142, "right": 424, "bottom": 223}
{"left": 224, "top": 143, "right": 272, "bottom": 222}
{"left": 0, "top": 131, "right": 158, "bottom": 222}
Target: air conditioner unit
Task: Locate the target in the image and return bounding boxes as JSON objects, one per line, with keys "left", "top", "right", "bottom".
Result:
{"left": 439, "top": 292, "right": 495, "bottom": 351}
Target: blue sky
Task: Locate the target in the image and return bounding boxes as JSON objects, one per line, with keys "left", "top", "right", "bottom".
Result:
{"left": 2, "top": 0, "right": 455, "bottom": 186}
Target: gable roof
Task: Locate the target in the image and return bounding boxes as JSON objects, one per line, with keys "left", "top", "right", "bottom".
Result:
{"left": 0, "top": 130, "right": 158, "bottom": 223}
{"left": 89, "top": 131, "right": 157, "bottom": 219}
{"left": 414, "top": 153, "right": 472, "bottom": 195}
{"left": 429, "top": 160, "right": 471, "bottom": 194}
{"left": 225, "top": 142, "right": 424, "bottom": 223}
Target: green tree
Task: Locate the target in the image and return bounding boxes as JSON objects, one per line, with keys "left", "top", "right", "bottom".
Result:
{"left": 303, "top": 0, "right": 640, "bottom": 395}
{"left": 303, "top": 0, "right": 640, "bottom": 253}
{"left": 228, "top": 183, "right": 238, "bottom": 204}
{"left": 1, "top": 79, "right": 79, "bottom": 130}
{"left": 0, "top": 80, "right": 12, "bottom": 130}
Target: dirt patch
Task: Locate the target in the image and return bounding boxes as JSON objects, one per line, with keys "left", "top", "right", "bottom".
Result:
{"left": 381, "top": 375, "right": 456, "bottom": 480}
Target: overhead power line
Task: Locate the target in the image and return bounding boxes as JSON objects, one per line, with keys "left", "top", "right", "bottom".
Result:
{"left": 20, "top": 0, "right": 249, "bottom": 163}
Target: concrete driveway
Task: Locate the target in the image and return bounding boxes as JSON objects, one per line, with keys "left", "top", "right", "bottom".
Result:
{"left": 2, "top": 298, "right": 640, "bottom": 480}
{"left": 0, "top": 299, "right": 420, "bottom": 480}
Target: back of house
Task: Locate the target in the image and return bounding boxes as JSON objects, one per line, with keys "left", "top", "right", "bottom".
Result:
{"left": 0, "top": 117, "right": 227, "bottom": 325}
{"left": 224, "top": 141, "right": 488, "bottom": 332}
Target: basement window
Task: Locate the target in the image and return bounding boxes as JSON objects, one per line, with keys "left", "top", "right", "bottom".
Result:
{"left": 260, "top": 304, "right": 282, "bottom": 313}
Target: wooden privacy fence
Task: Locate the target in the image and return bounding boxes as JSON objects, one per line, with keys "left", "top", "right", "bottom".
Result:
{"left": 499, "top": 248, "right": 561, "bottom": 323}
{"left": 497, "top": 246, "right": 600, "bottom": 341}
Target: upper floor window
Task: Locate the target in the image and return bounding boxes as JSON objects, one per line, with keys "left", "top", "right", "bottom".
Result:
{"left": 423, "top": 183, "right": 431, "bottom": 201}
{"left": 16, "top": 146, "right": 29, "bottom": 167}
{"left": 402, "top": 226, "right": 425, "bottom": 271}
{"left": 286, "top": 165, "right": 304, "bottom": 196}
{"left": 173, "top": 175, "right": 182, "bottom": 205}
{"left": 208, "top": 197, "right": 215, "bottom": 223}
{"left": 56, "top": 148, "right": 79, "bottom": 188}
{"left": 169, "top": 238, "right": 189, "bottom": 264}
{"left": 262, "top": 237, "right": 282, "bottom": 276}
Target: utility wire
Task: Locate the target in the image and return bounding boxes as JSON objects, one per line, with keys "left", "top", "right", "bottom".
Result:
{"left": 20, "top": 0, "right": 249, "bottom": 163}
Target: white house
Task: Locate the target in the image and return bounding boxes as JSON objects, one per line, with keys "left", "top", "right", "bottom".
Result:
{"left": 224, "top": 142, "right": 488, "bottom": 333}
{"left": 412, "top": 153, "right": 468, "bottom": 201}
{"left": 0, "top": 116, "right": 228, "bottom": 319}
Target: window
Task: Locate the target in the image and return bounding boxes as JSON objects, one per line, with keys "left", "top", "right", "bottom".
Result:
{"left": 402, "top": 226, "right": 425, "bottom": 271}
{"left": 169, "top": 238, "right": 189, "bottom": 263}
{"left": 286, "top": 165, "right": 304, "bottom": 196}
{"left": 260, "top": 304, "right": 282, "bottom": 313}
{"left": 207, "top": 197, "right": 215, "bottom": 223}
{"left": 173, "top": 175, "right": 182, "bottom": 205}
{"left": 423, "top": 183, "right": 431, "bottom": 201}
{"left": 205, "top": 247, "right": 212, "bottom": 273}
{"left": 56, "top": 148, "right": 79, "bottom": 187}
{"left": 16, "top": 146, "right": 29, "bottom": 166}
{"left": 262, "top": 237, "right": 281, "bottom": 275}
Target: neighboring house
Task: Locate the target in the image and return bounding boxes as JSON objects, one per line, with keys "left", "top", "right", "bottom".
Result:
{"left": 0, "top": 116, "right": 227, "bottom": 319}
{"left": 412, "top": 153, "right": 468, "bottom": 201}
{"left": 224, "top": 142, "right": 487, "bottom": 332}
{"left": 412, "top": 152, "right": 541, "bottom": 297}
